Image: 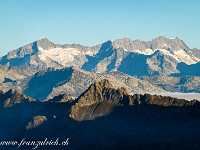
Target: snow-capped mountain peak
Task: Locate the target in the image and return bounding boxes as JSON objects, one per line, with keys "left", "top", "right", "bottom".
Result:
{"left": 0, "top": 36, "right": 200, "bottom": 76}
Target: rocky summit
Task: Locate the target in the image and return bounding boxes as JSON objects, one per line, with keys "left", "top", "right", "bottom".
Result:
{"left": 70, "top": 80, "right": 199, "bottom": 121}
{"left": 0, "top": 89, "right": 38, "bottom": 108}
{"left": 70, "top": 79, "right": 134, "bottom": 121}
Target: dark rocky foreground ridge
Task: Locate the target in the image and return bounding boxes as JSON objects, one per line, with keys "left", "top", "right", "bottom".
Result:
{"left": 0, "top": 80, "right": 200, "bottom": 150}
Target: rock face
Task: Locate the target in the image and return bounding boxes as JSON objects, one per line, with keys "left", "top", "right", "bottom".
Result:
{"left": 48, "top": 94, "right": 74, "bottom": 103}
{"left": 0, "top": 36, "right": 200, "bottom": 102}
{"left": 26, "top": 115, "right": 47, "bottom": 130}
{"left": 0, "top": 37, "right": 100, "bottom": 68}
{"left": 70, "top": 80, "right": 199, "bottom": 121}
{"left": 22, "top": 67, "right": 75, "bottom": 101}
{"left": 1, "top": 65, "right": 200, "bottom": 102}
{"left": 74, "top": 79, "right": 133, "bottom": 106}
{"left": 1, "top": 67, "right": 163, "bottom": 101}
{"left": 70, "top": 79, "right": 134, "bottom": 121}
{"left": 2, "top": 65, "right": 200, "bottom": 102}
{"left": 0, "top": 89, "right": 37, "bottom": 108}
{"left": 143, "top": 76, "right": 200, "bottom": 93}
{"left": 112, "top": 36, "right": 190, "bottom": 52}
{"left": 132, "top": 93, "right": 199, "bottom": 107}
{"left": 0, "top": 65, "right": 39, "bottom": 91}
{"left": 44, "top": 69, "right": 165, "bottom": 101}
{"left": 0, "top": 80, "right": 200, "bottom": 150}
{"left": 0, "top": 36, "right": 200, "bottom": 77}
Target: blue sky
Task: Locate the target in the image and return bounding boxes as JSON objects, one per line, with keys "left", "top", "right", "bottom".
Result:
{"left": 0, "top": 0, "right": 200, "bottom": 56}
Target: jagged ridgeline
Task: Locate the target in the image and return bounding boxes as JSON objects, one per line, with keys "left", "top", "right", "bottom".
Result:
{"left": 0, "top": 36, "right": 200, "bottom": 101}
{"left": 1, "top": 66, "right": 200, "bottom": 102}
{"left": 0, "top": 80, "right": 200, "bottom": 149}
{"left": 0, "top": 36, "right": 200, "bottom": 77}
{"left": 0, "top": 36, "right": 200, "bottom": 102}
{"left": 0, "top": 66, "right": 165, "bottom": 101}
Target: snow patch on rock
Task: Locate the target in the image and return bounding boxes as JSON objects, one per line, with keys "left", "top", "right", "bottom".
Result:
{"left": 164, "top": 44, "right": 171, "bottom": 48}
{"left": 174, "top": 49, "right": 197, "bottom": 65}
{"left": 135, "top": 49, "right": 154, "bottom": 55}
{"left": 158, "top": 49, "right": 180, "bottom": 62}
{"left": 38, "top": 47, "right": 81, "bottom": 66}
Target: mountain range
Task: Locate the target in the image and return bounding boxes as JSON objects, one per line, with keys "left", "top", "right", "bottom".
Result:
{"left": 0, "top": 80, "right": 200, "bottom": 149}
{"left": 1, "top": 36, "right": 200, "bottom": 77}
{"left": 1, "top": 35, "right": 200, "bottom": 150}
{"left": 0, "top": 36, "right": 200, "bottom": 101}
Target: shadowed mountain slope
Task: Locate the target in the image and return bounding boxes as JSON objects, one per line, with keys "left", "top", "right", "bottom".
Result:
{"left": 0, "top": 80, "right": 200, "bottom": 149}
{"left": 21, "top": 68, "right": 164, "bottom": 101}
{"left": 70, "top": 80, "right": 199, "bottom": 121}
{"left": 23, "top": 67, "right": 74, "bottom": 100}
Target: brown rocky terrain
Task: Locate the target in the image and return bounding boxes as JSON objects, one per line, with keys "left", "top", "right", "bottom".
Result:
{"left": 70, "top": 79, "right": 199, "bottom": 121}
{"left": 0, "top": 89, "right": 38, "bottom": 108}
{"left": 48, "top": 93, "right": 74, "bottom": 103}
{"left": 70, "top": 79, "right": 134, "bottom": 121}
{"left": 26, "top": 115, "right": 47, "bottom": 130}
{"left": 0, "top": 80, "right": 200, "bottom": 150}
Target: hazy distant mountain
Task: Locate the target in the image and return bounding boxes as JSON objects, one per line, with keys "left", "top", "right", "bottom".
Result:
{"left": 0, "top": 37, "right": 100, "bottom": 68}
{"left": 143, "top": 75, "right": 200, "bottom": 93}
{"left": 1, "top": 65, "right": 200, "bottom": 101}
{"left": 0, "top": 65, "right": 40, "bottom": 92}
{"left": 0, "top": 36, "right": 200, "bottom": 101}
{"left": 0, "top": 36, "right": 200, "bottom": 77}
{"left": 0, "top": 65, "right": 39, "bottom": 83}
{"left": 21, "top": 67, "right": 165, "bottom": 101}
